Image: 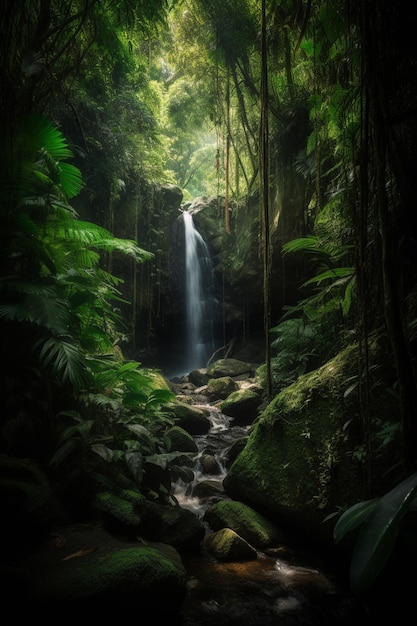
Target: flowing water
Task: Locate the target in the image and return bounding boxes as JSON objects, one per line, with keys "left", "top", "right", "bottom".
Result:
{"left": 171, "top": 215, "right": 370, "bottom": 624}
{"left": 183, "top": 211, "right": 216, "bottom": 373}
{"left": 171, "top": 393, "right": 370, "bottom": 626}
{"left": 172, "top": 403, "right": 249, "bottom": 516}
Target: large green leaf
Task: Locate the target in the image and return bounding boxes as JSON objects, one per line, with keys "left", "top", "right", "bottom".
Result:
{"left": 348, "top": 472, "right": 417, "bottom": 591}
{"left": 333, "top": 498, "right": 379, "bottom": 543}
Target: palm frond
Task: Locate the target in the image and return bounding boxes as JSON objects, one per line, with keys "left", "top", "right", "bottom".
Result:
{"left": 0, "top": 277, "right": 75, "bottom": 332}
{"left": 94, "top": 237, "right": 154, "bottom": 262}
{"left": 57, "top": 162, "right": 84, "bottom": 198}
{"left": 19, "top": 114, "right": 73, "bottom": 160}
{"left": 34, "top": 336, "right": 89, "bottom": 391}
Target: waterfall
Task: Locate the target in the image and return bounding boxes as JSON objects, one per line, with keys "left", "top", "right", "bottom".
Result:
{"left": 183, "top": 210, "right": 215, "bottom": 372}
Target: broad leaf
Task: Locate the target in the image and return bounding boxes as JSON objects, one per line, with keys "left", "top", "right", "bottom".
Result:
{"left": 333, "top": 498, "right": 379, "bottom": 543}
{"left": 91, "top": 444, "right": 114, "bottom": 462}
{"left": 349, "top": 472, "right": 417, "bottom": 591}
{"left": 125, "top": 449, "right": 144, "bottom": 484}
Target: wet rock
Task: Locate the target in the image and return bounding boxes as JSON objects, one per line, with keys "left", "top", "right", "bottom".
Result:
{"left": 220, "top": 388, "right": 262, "bottom": 424}
{"left": 167, "top": 401, "right": 211, "bottom": 435}
{"left": 204, "top": 500, "right": 288, "bottom": 549}
{"left": 206, "top": 376, "right": 238, "bottom": 400}
{"left": 204, "top": 528, "right": 258, "bottom": 562}
{"left": 166, "top": 425, "right": 199, "bottom": 454}
{"left": 93, "top": 489, "right": 205, "bottom": 556}
{"left": 206, "top": 358, "right": 255, "bottom": 378}
{"left": 192, "top": 479, "right": 225, "bottom": 501}
{"left": 199, "top": 453, "right": 222, "bottom": 475}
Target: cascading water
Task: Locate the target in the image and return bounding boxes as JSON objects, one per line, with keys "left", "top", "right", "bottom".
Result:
{"left": 183, "top": 210, "right": 215, "bottom": 372}
{"left": 171, "top": 404, "right": 249, "bottom": 517}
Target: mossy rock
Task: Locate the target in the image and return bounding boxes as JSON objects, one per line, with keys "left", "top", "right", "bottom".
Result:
{"left": 206, "top": 376, "right": 238, "bottom": 399}
{"left": 11, "top": 522, "right": 187, "bottom": 612}
{"left": 204, "top": 499, "right": 287, "bottom": 548}
{"left": 223, "top": 342, "right": 401, "bottom": 546}
{"left": 166, "top": 425, "right": 199, "bottom": 454}
{"left": 207, "top": 358, "right": 254, "bottom": 378}
{"left": 220, "top": 388, "right": 261, "bottom": 423}
{"left": 167, "top": 401, "right": 211, "bottom": 435}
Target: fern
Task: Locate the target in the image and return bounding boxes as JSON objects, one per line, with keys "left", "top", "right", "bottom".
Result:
{"left": 34, "top": 335, "right": 89, "bottom": 391}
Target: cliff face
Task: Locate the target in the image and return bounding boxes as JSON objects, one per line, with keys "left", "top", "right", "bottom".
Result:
{"left": 111, "top": 152, "right": 311, "bottom": 372}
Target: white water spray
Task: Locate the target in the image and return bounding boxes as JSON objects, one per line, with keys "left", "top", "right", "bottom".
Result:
{"left": 183, "top": 211, "right": 214, "bottom": 371}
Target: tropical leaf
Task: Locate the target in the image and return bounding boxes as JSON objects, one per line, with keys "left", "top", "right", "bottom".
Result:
{"left": 333, "top": 498, "right": 379, "bottom": 543}
{"left": 145, "top": 388, "right": 176, "bottom": 408}
{"left": 92, "top": 237, "right": 154, "bottom": 262}
{"left": 123, "top": 391, "right": 149, "bottom": 407}
{"left": 303, "top": 267, "right": 353, "bottom": 286}
{"left": 125, "top": 449, "right": 144, "bottom": 484}
{"left": 35, "top": 336, "right": 88, "bottom": 391}
{"left": 282, "top": 236, "right": 322, "bottom": 255}
{"left": 55, "top": 162, "right": 83, "bottom": 198}
{"left": 91, "top": 443, "right": 114, "bottom": 462}
{"left": 349, "top": 472, "right": 417, "bottom": 591}
{"left": 334, "top": 472, "right": 417, "bottom": 592}
{"left": 49, "top": 439, "right": 80, "bottom": 468}
{"left": 20, "top": 114, "right": 74, "bottom": 160}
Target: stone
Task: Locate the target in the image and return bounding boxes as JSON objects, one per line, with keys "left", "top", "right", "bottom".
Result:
{"left": 204, "top": 527, "right": 258, "bottom": 561}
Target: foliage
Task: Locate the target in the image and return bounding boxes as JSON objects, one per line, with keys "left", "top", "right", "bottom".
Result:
{"left": 334, "top": 472, "right": 417, "bottom": 592}
{"left": 49, "top": 358, "right": 181, "bottom": 502}
{"left": 0, "top": 113, "right": 183, "bottom": 508}
{"left": 274, "top": 232, "right": 355, "bottom": 386}
{"left": 269, "top": 317, "right": 323, "bottom": 392}
{"left": 282, "top": 235, "right": 355, "bottom": 322}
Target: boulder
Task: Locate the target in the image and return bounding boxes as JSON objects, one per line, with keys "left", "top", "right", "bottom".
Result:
{"left": 220, "top": 388, "right": 261, "bottom": 424}
{"left": 204, "top": 500, "right": 287, "bottom": 549}
{"left": 207, "top": 358, "right": 255, "bottom": 378}
{"left": 223, "top": 342, "right": 401, "bottom": 550}
{"left": 191, "top": 479, "right": 225, "bottom": 501}
{"left": 188, "top": 368, "right": 210, "bottom": 386}
{"left": 166, "top": 425, "right": 199, "bottom": 454}
{"left": 4, "top": 522, "right": 187, "bottom": 614}
{"left": 204, "top": 527, "right": 257, "bottom": 562}
{"left": 166, "top": 401, "right": 211, "bottom": 435}
{"left": 206, "top": 375, "right": 238, "bottom": 400}
{"left": 93, "top": 489, "right": 205, "bottom": 556}
{"left": 199, "top": 453, "right": 222, "bottom": 475}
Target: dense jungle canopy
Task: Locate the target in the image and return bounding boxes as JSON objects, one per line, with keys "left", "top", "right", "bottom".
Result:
{"left": 1, "top": 0, "right": 417, "bottom": 600}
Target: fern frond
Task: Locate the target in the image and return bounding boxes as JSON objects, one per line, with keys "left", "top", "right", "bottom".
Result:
{"left": 57, "top": 162, "right": 84, "bottom": 198}
{"left": 302, "top": 266, "right": 353, "bottom": 286}
{"left": 92, "top": 237, "right": 153, "bottom": 262}
{"left": 34, "top": 336, "right": 89, "bottom": 391}
{"left": 0, "top": 277, "right": 75, "bottom": 332}
{"left": 282, "top": 236, "right": 321, "bottom": 255}
{"left": 20, "top": 115, "right": 74, "bottom": 160}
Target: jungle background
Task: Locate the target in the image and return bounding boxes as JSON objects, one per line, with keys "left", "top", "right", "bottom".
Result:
{"left": 1, "top": 0, "right": 417, "bottom": 600}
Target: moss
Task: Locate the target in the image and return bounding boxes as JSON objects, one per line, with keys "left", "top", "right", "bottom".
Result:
{"left": 204, "top": 500, "right": 285, "bottom": 547}
{"left": 93, "top": 491, "right": 145, "bottom": 531}
{"left": 224, "top": 344, "right": 371, "bottom": 521}
{"left": 165, "top": 425, "right": 198, "bottom": 453}
{"left": 35, "top": 545, "right": 187, "bottom": 603}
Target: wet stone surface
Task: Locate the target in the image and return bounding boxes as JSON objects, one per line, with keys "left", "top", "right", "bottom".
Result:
{"left": 179, "top": 549, "right": 371, "bottom": 626}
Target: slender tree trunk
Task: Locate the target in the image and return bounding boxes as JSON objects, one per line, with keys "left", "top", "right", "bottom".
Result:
{"left": 225, "top": 70, "right": 231, "bottom": 235}
{"left": 260, "top": 0, "right": 272, "bottom": 402}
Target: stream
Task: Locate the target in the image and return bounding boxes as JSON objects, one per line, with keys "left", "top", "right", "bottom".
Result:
{"left": 168, "top": 213, "right": 372, "bottom": 624}
{"left": 169, "top": 394, "right": 371, "bottom": 626}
